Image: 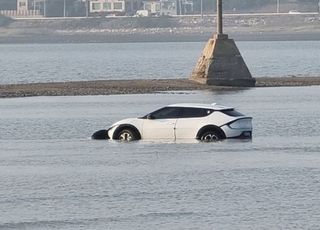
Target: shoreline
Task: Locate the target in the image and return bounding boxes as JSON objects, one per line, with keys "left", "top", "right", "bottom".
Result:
{"left": 1, "top": 31, "right": 320, "bottom": 44}
{"left": 1, "top": 15, "right": 320, "bottom": 43}
{"left": 1, "top": 77, "right": 320, "bottom": 98}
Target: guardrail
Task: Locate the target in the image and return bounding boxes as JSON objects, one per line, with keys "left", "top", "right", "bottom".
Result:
{"left": 0, "top": 10, "right": 41, "bottom": 17}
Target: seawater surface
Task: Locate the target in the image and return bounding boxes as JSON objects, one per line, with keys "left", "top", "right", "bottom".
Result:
{"left": 0, "top": 41, "right": 320, "bottom": 84}
{"left": 1, "top": 87, "right": 320, "bottom": 229}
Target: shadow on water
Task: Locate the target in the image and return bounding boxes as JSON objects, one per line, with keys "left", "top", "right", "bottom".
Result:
{"left": 157, "top": 87, "right": 255, "bottom": 96}
{"left": 92, "top": 138, "right": 253, "bottom": 145}
{"left": 204, "top": 87, "right": 254, "bottom": 95}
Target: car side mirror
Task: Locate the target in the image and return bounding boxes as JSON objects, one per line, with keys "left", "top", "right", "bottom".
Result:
{"left": 147, "top": 114, "right": 155, "bottom": 120}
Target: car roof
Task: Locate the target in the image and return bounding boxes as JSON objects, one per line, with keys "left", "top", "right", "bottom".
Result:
{"left": 167, "top": 103, "right": 234, "bottom": 110}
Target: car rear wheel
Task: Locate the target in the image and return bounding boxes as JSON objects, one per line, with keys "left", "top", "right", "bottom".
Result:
{"left": 200, "top": 131, "right": 222, "bottom": 142}
{"left": 117, "top": 129, "right": 138, "bottom": 142}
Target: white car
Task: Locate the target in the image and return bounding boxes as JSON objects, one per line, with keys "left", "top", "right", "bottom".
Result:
{"left": 92, "top": 103, "right": 252, "bottom": 142}
{"left": 288, "top": 10, "right": 301, "bottom": 14}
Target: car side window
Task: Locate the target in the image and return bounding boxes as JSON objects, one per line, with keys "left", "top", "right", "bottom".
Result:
{"left": 149, "top": 107, "right": 181, "bottom": 119}
{"left": 180, "top": 108, "right": 213, "bottom": 118}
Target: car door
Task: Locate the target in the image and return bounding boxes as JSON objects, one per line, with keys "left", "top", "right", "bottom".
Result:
{"left": 142, "top": 107, "right": 180, "bottom": 139}
{"left": 175, "top": 108, "right": 213, "bottom": 139}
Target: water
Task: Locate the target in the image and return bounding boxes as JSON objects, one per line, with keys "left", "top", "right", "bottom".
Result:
{"left": 0, "top": 41, "right": 320, "bottom": 84}
{"left": 1, "top": 87, "right": 320, "bottom": 229}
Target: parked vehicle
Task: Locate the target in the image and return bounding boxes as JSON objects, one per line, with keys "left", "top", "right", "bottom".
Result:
{"left": 92, "top": 103, "right": 252, "bottom": 142}
{"left": 288, "top": 10, "right": 301, "bottom": 14}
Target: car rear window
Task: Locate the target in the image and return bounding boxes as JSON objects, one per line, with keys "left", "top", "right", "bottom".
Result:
{"left": 221, "top": 109, "right": 244, "bottom": 117}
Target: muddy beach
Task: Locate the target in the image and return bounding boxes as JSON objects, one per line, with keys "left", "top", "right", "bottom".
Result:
{"left": 1, "top": 77, "right": 320, "bottom": 98}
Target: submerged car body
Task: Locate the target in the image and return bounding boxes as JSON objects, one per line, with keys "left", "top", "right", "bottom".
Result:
{"left": 92, "top": 103, "right": 252, "bottom": 142}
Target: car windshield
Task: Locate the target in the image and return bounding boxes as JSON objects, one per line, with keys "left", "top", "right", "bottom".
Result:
{"left": 142, "top": 107, "right": 181, "bottom": 119}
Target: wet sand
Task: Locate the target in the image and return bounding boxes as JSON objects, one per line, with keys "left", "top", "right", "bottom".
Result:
{"left": 1, "top": 77, "right": 320, "bottom": 98}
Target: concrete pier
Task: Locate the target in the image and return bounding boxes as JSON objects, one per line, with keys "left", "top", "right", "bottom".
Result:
{"left": 191, "top": 0, "right": 256, "bottom": 87}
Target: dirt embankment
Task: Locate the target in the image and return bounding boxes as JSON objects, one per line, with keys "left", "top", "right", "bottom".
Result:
{"left": 0, "top": 14, "right": 319, "bottom": 43}
{"left": 1, "top": 77, "right": 320, "bottom": 98}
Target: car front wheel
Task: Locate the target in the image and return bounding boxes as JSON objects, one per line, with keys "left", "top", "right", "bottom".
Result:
{"left": 200, "top": 131, "right": 222, "bottom": 142}
{"left": 117, "top": 129, "right": 138, "bottom": 142}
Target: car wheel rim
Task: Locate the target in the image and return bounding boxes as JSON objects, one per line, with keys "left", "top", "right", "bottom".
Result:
{"left": 119, "top": 132, "right": 132, "bottom": 141}
{"left": 201, "top": 133, "right": 219, "bottom": 142}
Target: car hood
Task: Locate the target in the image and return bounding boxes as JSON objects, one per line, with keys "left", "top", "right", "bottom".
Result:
{"left": 109, "top": 118, "right": 142, "bottom": 128}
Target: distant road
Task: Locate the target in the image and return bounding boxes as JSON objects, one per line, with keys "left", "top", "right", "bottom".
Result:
{"left": 13, "top": 12, "right": 319, "bottom": 20}
{"left": 174, "top": 12, "right": 319, "bottom": 17}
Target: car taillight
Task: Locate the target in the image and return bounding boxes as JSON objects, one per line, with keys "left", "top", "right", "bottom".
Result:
{"left": 229, "top": 118, "right": 252, "bottom": 129}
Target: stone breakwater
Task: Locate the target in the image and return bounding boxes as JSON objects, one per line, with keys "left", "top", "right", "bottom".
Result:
{"left": 1, "top": 77, "right": 320, "bottom": 98}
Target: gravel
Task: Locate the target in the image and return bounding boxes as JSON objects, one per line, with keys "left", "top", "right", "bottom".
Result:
{"left": 1, "top": 77, "right": 320, "bottom": 98}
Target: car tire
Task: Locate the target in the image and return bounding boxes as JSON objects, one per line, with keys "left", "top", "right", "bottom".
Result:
{"left": 200, "top": 130, "right": 222, "bottom": 142}
{"left": 117, "top": 129, "right": 138, "bottom": 142}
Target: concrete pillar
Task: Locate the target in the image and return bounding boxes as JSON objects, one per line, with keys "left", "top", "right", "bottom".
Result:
{"left": 190, "top": 0, "right": 255, "bottom": 87}
{"left": 217, "top": 0, "right": 223, "bottom": 34}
